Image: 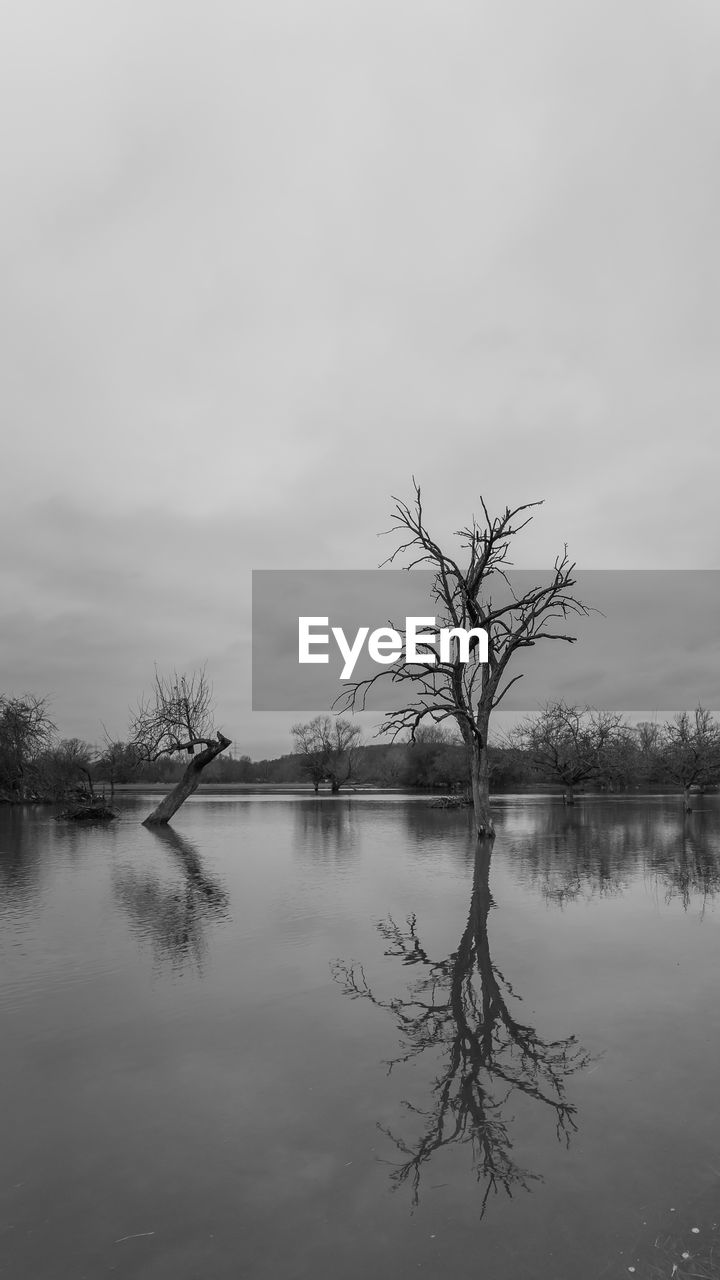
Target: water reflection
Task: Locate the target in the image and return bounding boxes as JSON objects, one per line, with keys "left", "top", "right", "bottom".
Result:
{"left": 293, "top": 799, "right": 359, "bottom": 863}
{"left": 503, "top": 802, "right": 720, "bottom": 912}
{"left": 0, "top": 807, "right": 45, "bottom": 906}
{"left": 399, "top": 800, "right": 476, "bottom": 853}
{"left": 113, "top": 826, "right": 229, "bottom": 972}
{"left": 332, "top": 840, "right": 591, "bottom": 1214}
{"left": 654, "top": 816, "right": 720, "bottom": 913}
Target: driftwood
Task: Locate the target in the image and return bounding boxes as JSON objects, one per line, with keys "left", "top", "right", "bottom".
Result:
{"left": 430, "top": 794, "right": 472, "bottom": 809}
{"left": 57, "top": 803, "right": 117, "bottom": 822}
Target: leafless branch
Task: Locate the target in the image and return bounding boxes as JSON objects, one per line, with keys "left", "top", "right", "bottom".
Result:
{"left": 130, "top": 666, "right": 218, "bottom": 761}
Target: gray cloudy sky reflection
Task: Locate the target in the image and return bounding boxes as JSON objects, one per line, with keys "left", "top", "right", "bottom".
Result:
{"left": 1, "top": 1, "right": 719, "bottom": 754}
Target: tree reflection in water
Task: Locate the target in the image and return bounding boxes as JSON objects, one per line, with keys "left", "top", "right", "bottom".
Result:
{"left": 332, "top": 840, "right": 591, "bottom": 1214}
{"left": 113, "top": 825, "right": 228, "bottom": 972}
{"left": 510, "top": 804, "right": 720, "bottom": 914}
{"left": 658, "top": 813, "right": 720, "bottom": 914}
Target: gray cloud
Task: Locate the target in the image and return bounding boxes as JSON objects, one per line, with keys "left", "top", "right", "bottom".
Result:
{"left": 1, "top": 1, "right": 719, "bottom": 753}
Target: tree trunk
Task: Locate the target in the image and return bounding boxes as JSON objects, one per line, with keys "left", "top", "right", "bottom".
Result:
{"left": 683, "top": 785, "right": 692, "bottom": 813}
{"left": 468, "top": 732, "right": 494, "bottom": 839}
{"left": 143, "top": 734, "right": 231, "bottom": 826}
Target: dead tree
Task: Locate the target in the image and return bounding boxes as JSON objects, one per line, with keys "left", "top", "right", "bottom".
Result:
{"left": 130, "top": 668, "right": 231, "bottom": 826}
{"left": 336, "top": 481, "right": 588, "bottom": 836}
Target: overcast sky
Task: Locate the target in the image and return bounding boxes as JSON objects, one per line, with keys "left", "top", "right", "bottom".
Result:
{"left": 1, "top": 0, "right": 719, "bottom": 756}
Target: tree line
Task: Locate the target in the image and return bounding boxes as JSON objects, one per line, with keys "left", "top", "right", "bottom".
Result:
{"left": 287, "top": 705, "right": 720, "bottom": 810}
{"left": 2, "top": 693, "right": 718, "bottom": 815}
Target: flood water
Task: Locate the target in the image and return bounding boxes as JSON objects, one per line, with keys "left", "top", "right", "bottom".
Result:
{"left": 1, "top": 793, "right": 720, "bottom": 1279}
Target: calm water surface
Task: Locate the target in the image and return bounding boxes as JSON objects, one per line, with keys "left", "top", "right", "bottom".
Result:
{"left": 1, "top": 794, "right": 720, "bottom": 1279}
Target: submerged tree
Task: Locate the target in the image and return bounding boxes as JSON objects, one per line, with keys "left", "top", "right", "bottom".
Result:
{"left": 336, "top": 483, "right": 588, "bottom": 836}
{"left": 130, "top": 668, "right": 231, "bottom": 826}
{"left": 656, "top": 707, "right": 720, "bottom": 813}
{"left": 291, "top": 715, "right": 361, "bottom": 792}
{"left": 332, "top": 841, "right": 590, "bottom": 1212}
{"left": 516, "top": 702, "right": 628, "bottom": 802}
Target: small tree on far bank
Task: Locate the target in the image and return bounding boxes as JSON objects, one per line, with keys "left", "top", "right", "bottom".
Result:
{"left": 515, "top": 702, "right": 628, "bottom": 802}
{"left": 291, "top": 719, "right": 328, "bottom": 792}
{"left": 656, "top": 707, "right": 720, "bottom": 813}
{"left": 130, "top": 668, "right": 231, "bottom": 826}
{"left": 96, "top": 737, "right": 143, "bottom": 799}
{"left": 291, "top": 715, "right": 361, "bottom": 793}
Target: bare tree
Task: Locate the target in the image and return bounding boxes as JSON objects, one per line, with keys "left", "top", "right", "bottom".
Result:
{"left": 337, "top": 482, "right": 588, "bottom": 836}
{"left": 515, "top": 702, "right": 628, "bottom": 802}
{"left": 656, "top": 706, "right": 720, "bottom": 813}
{"left": 97, "top": 735, "right": 142, "bottom": 800}
{"left": 291, "top": 717, "right": 328, "bottom": 792}
{"left": 36, "top": 737, "right": 96, "bottom": 802}
{"left": 0, "top": 694, "right": 56, "bottom": 801}
{"left": 291, "top": 714, "right": 361, "bottom": 793}
{"left": 617, "top": 720, "right": 662, "bottom": 789}
{"left": 332, "top": 842, "right": 590, "bottom": 1212}
{"left": 130, "top": 668, "right": 231, "bottom": 826}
